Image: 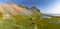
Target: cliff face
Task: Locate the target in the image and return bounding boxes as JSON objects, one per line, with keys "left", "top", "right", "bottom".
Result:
{"left": 0, "top": 3, "right": 40, "bottom": 16}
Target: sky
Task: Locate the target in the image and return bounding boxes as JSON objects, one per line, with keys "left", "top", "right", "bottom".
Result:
{"left": 0, "top": 0, "right": 60, "bottom": 14}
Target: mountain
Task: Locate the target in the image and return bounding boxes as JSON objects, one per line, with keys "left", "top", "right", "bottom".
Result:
{"left": 0, "top": 3, "right": 41, "bottom": 19}
{"left": 0, "top": 3, "right": 40, "bottom": 16}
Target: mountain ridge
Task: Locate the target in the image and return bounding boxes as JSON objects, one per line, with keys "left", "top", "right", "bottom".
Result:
{"left": 0, "top": 3, "right": 40, "bottom": 16}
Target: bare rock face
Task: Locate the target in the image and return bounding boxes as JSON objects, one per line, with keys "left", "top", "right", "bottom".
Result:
{"left": 0, "top": 3, "right": 40, "bottom": 19}
{"left": 0, "top": 3, "right": 33, "bottom": 15}
{"left": 0, "top": 3, "right": 40, "bottom": 16}
{"left": 31, "top": 7, "right": 40, "bottom": 14}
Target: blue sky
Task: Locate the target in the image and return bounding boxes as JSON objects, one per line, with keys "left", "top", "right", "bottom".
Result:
{"left": 0, "top": 0, "right": 60, "bottom": 14}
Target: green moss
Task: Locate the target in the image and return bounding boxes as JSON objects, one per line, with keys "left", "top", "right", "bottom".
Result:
{"left": 0, "top": 13, "right": 60, "bottom": 29}
{"left": 36, "top": 17, "right": 60, "bottom": 29}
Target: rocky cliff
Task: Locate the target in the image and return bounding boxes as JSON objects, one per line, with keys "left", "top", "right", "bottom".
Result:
{"left": 0, "top": 3, "right": 40, "bottom": 16}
